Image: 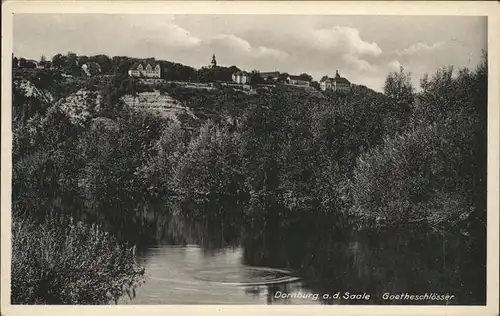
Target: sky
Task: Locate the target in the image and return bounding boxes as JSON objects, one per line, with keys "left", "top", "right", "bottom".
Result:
{"left": 13, "top": 14, "right": 487, "bottom": 92}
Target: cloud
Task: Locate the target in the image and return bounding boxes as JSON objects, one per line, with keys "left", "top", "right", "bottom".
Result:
{"left": 13, "top": 14, "right": 204, "bottom": 60}
{"left": 311, "top": 26, "right": 382, "bottom": 57}
{"left": 162, "top": 23, "right": 202, "bottom": 47}
{"left": 209, "top": 34, "right": 252, "bottom": 51}
{"left": 341, "top": 54, "right": 379, "bottom": 73}
{"left": 387, "top": 59, "right": 402, "bottom": 72}
{"left": 397, "top": 42, "right": 445, "bottom": 56}
{"left": 257, "top": 46, "right": 288, "bottom": 59}
{"left": 130, "top": 16, "right": 202, "bottom": 48}
{"left": 207, "top": 34, "right": 288, "bottom": 60}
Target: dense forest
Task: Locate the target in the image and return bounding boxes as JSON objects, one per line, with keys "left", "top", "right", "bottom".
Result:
{"left": 11, "top": 51, "right": 487, "bottom": 304}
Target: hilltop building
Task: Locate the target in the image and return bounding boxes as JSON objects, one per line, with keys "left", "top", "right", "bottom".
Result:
{"left": 320, "top": 70, "right": 351, "bottom": 93}
{"left": 81, "top": 62, "right": 102, "bottom": 77}
{"left": 287, "top": 75, "right": 311, "bottom": 87}
{"left": 232, "top": 71, "right": 252, "bottom": 84}
{"left": 128, "top": 62, "right": 161, "bottom": 78}
{"left": 211, "top": 54, "right": 217, "bottom": 68}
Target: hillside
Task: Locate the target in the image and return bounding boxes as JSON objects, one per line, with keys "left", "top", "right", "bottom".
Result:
{"left": 12, "top": 67, "right": 389, "bottom": 129}
{"left": 121, "top": 90, "right": 196, "bottom": 124}
{"left": 13, "top": 79, "right": 55, "bottom": 103}
{"left": 57, "top": 89, "right": 101, "bottom": 125}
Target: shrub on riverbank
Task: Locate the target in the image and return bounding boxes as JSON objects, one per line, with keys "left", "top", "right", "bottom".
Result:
{"left": 349, "top": 53, "right": 487, "bottom": 230}
{"left": 350, "top": 123, "right": 471, "bottom": 227}
{"left": 11, "top": 214, "right": 145, "bottom": 304}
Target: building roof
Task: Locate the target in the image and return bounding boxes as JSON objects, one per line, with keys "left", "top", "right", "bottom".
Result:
{"left": 233, "top": 71, "right": 251, "bottom": 76}
{"left": 288, "top": 75, "right": 310, "bottom": 81}
{"left": 333, "top": 76, "right": 351, "bottom": 84}
{"left": 320, "top": 71, "right": 351, "bottom": 84}
{"left": 129, "top": 62, "right": 160, "bottom": 70}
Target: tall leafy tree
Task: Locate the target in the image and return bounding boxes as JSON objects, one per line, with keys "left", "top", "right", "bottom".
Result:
{"left": 66, "top": 52, "right": 79, "bottom": 75}
{"left": 250, "top": 71, "right": 264, "bottom": 85}
{"left": 77, "top": 55, "right": 90, "bottom": 67}
{"left": 91, "top": 54, "right": 113, "bottom": 73}
{"left": 383, "top": 66, "right": 415, "bottom": 134}
{"left": 298, "top": 73, "right": 313, "bottom": 82}
{"left": 51, "top": 54, "right": 67, "bottom": 69}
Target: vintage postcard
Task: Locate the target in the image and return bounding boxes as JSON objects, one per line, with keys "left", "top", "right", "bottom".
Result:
{"left": 1, "top": 1, "right": 499, "bottom": 316}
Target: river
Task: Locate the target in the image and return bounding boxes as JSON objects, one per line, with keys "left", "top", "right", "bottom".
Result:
{"left": 121, "top": 244, "right": 319, "bottom": 304}
{"left": 116, "top": 216, "right": 485, "bottom": 305}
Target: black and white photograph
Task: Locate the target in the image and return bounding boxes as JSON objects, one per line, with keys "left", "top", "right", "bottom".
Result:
{"left": 1, "top": 1, "right": 499, "bottom": 315}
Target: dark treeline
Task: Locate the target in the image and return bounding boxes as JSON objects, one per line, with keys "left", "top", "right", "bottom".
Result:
{"left": 13, "top": 52, "right": 318, "bottom": 85}
{"left": 14, "top": 52, "right": 230, "bottom": 81}
{"left": 11, "top": 51, "right": 487, "bottom": 304}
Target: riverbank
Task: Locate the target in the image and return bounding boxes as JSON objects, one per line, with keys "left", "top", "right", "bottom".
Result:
{"left": 11, "top": 213, "right": 145, "bottom": 304}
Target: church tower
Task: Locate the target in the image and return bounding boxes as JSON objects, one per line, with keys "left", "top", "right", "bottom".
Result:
{"left": 211, "top": 54, "right": 217, "bottom": 68}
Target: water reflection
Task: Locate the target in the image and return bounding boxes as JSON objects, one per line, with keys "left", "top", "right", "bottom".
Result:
{"left": 122, "top": 244, "right": 317, "bottom": 305}
{"left": 240, "top": 217, "right": 486, "bottom": 305}
{"left": 121, "top": 213, "right": 485, "bottom": 305}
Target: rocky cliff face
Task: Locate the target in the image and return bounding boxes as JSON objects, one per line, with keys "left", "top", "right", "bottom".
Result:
{"left": 121, "top": 90, "right": 196, "bottom": 124}
{"left": 13, "top": 74, "right": 196, "bottom": 126}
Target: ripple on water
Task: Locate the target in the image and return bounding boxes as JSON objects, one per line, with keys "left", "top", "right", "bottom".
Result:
{"left": 191, "top": 266, "right": 301, "bottom": 286}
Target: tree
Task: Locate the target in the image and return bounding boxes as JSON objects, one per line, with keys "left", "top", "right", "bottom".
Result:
{"left": 298, "top": 73, "right": 313, "bottom": 82}
{"left": 250, "top": 71, "right": 264, "bottom": 85}
{"left": 278, "top": 73, "right": 289, "bottom": 82}
{"left": 383, "top": 66, "right": 415, "bottom": 134}
{"left": 52, "top": 54, "right": 68, "bottom": 70}
{"left": 172, "top": 122, "right": 245, "bottom": 221}
{"left": 352, "top": 55, "right": 487, "bottom": 232}
{"left": 195, "top": 66, "right": 234, "bottom": 83}
{"left": 384, "top": 66, "right": 414, "bottom": 102}
{"left": 66, "top": 52, "right": 79, "bottom": 75}
{"left": 77, "top": 55, "right": 90, "bottom": 67}
{"left": 165, "top": 62, "right": 197, "bottom": 81}
{"left": 99, "top": 84, "right": 125, "bottom": 118}
{"left": 39, "top": 55, "right": 48, "bottom": 68}
{"left": 229, "top": 65, "right": 241, "bottom": 73}
{"left": 91, "top": 54, "right": 113, "bottom": 74}
{"left": 112, "top": 56, "right": 134, "bottom": 75}
{"left": 11, "top": 215, "right": 145, "bottom": 304}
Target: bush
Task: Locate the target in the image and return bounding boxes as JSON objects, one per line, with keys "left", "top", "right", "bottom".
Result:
{"left": 171, "top": 121, "right": 246, "bottom": 220}
{"left": 350, "top": 124, "right": 470, "bottom": 227}
{"left": 349, "top": 53, "right": 486, "bottom": 230}
{"left": 11, "top": 214, "right": 145, "bottom": 304}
